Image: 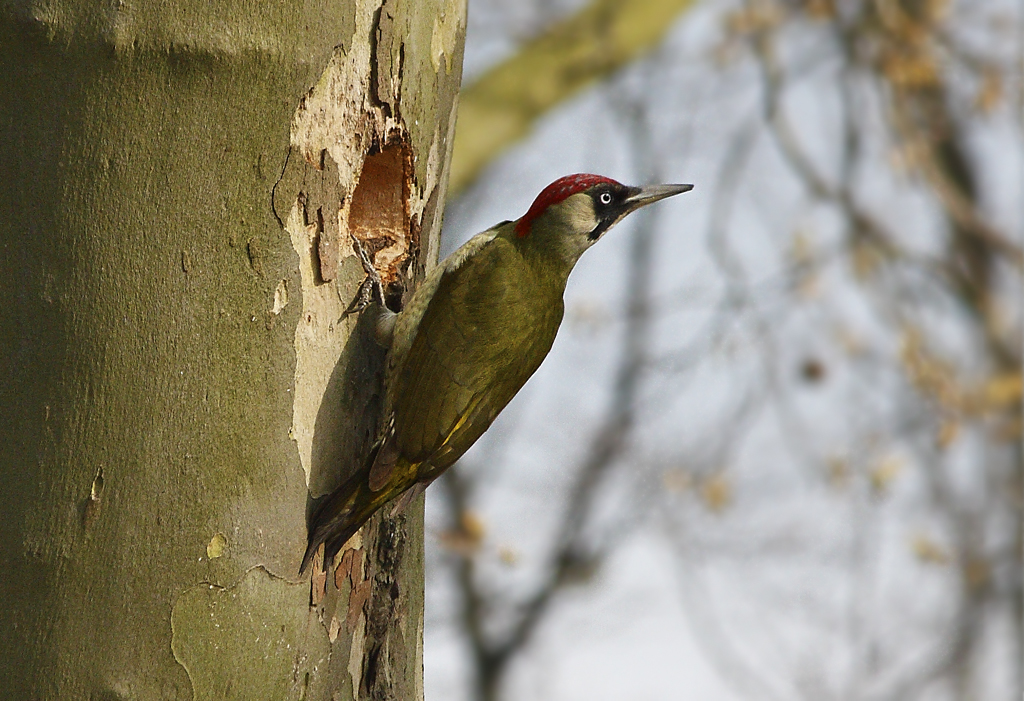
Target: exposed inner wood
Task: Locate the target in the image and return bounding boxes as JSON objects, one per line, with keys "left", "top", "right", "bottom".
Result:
{"left": 348, "top": 142, "right": 413, "bottom": 290}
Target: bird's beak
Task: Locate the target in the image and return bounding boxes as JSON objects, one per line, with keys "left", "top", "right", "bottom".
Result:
{"left": 623, "top": 183, "right": 694, "bottom": 213}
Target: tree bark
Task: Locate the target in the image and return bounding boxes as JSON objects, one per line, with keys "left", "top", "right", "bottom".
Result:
{"left": 0, "top": 0, "right": 465, "bottom": 698}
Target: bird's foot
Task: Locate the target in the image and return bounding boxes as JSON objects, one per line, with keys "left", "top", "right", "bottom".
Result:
{"left": 342, "top": 234, "right": 385, "bottom": 318}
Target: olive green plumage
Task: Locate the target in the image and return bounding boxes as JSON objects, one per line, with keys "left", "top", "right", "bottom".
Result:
{"left": 301, "top": 175, "right": 692, "bottom": 574}
{"left": 301, "top": 222, "right": 566, "bottom": 573}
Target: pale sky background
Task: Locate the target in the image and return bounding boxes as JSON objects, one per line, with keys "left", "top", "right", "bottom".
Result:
{"left": 423, "top": 1, "right": 1022, "bottom": 699}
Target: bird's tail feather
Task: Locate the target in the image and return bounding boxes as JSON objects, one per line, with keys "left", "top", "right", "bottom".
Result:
{"left": 299, "top": 469, "right": 410, "bottom": 575}
{"left": 299, "top": 475, "right": 371, "bottom": 575}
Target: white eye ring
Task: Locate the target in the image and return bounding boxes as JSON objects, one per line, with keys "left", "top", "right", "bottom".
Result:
{"left": 599, "top": 192, "right": 612, "bottom": 205}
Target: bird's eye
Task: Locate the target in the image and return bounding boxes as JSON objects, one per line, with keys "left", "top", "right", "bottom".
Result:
{"left": 599, "top": 192, "right": 612, "bottom": 205}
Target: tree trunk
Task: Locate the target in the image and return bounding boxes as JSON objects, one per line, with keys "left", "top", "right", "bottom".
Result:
{"left": 0, "top": 0, "right": 465, "bottom": 698}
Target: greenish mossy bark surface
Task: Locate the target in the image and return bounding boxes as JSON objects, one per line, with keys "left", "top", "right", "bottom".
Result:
{"left": 0, "top": 0, "right": 465, "bottom": 698}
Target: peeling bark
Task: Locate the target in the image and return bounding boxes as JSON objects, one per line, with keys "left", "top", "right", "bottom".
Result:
{"left": 0, "top": 0, "right": 465, "bottom": 698}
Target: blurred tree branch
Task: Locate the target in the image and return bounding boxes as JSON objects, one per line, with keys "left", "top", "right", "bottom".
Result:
{"left": 719, "top": 1, "right": 1022, "bottom": 697}
{"left": 438, "top": 85, "right": 666, "bottom": 701}
{"left": 429, "top": 0, "right": 1022, "bottom": 699}
{"left": 448, "top": 0, "right": 696, "bottom": 197}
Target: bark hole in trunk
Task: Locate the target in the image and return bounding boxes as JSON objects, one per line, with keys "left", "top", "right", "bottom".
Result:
{"left": 347, "top": 139, "right": 414, "bottom": 309}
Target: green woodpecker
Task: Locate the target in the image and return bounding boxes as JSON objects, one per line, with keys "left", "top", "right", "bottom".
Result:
{"left": 300, "top": 174, "right": 692, "bottom": 574}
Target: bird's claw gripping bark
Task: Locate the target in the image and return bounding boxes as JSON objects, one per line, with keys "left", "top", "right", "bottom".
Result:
{"left": 342, "top": 234, "right": 385, "bottom": 318}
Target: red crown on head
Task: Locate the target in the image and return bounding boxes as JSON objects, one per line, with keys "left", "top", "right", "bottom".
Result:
{"left": 514, "top": 174, "right": 622, "bottom": 238}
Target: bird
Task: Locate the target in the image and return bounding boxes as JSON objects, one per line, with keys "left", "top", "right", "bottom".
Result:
{"left": 300, "top": 173, "right": 692, "bottom": 574}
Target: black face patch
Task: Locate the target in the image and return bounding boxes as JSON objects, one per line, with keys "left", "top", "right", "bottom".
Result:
{"left": 587, "top": 184, "right": 639, "bottom": 240}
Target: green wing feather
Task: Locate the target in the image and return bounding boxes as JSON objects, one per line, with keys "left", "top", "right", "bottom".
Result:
{"left": 301, "top": 228, "right": 566, "bottom": 574}
{"left": 390, "top": 233, "right": 564, "bottom": 477}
